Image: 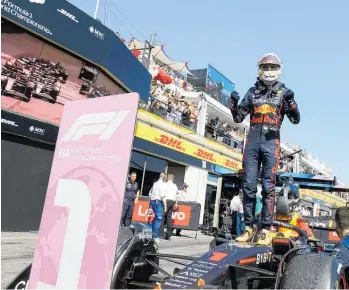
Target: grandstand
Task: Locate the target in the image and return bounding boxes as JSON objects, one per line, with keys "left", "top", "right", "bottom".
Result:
{"left": 128, "top": 33, "right": 349, "bottom": 201}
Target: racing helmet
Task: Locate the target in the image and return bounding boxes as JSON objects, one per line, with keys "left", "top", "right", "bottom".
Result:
{"left": 258, "top": 53, "right": 282, "bottom": 83}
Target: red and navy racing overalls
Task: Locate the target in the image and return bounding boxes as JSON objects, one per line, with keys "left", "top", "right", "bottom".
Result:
{"left": 230, "top": 79, "right": 300, "bottom": 227}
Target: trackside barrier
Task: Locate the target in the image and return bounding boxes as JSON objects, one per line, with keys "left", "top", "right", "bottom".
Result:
{"left": 132, "top": 196, "right": 201, "bottom": 231}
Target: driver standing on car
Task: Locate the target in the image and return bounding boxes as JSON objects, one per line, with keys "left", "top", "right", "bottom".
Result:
{"left": 230, "top": 53, "right": 300, "bottom": 242}
{"left": 333, "top": 206, "right": 349, "bottom": 272}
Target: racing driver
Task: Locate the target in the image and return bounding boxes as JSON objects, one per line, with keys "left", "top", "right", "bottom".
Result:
{"left": 230, "top": 53, "right": 300, "bottom": 243}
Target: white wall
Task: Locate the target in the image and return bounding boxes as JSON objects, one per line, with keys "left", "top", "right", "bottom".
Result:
{"left": 167, "top": 166, "right": 185, "bottom": 189}
{"left": 184, "top": 166, "right": 208, "bottom": 224}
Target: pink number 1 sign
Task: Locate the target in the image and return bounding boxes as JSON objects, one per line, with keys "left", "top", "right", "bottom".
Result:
{"left": 28, "top": 93, "right": 139, "bottom": 289}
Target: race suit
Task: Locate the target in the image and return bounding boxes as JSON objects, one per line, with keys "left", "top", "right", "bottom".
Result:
{"left": 334, "top": 234, "right": 349, "bottom": 272}
{"left": 231, "top": 79, "right": 300, "bottom": 227}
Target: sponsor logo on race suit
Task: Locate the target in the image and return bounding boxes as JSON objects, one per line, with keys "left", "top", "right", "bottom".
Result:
{"left": 254, "top": 104, "right": 277, "bottom": 115}
{"left": 252, "top": 97, "right": 281, "bottom": 105}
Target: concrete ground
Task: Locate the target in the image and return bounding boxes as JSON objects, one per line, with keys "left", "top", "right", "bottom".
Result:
{"left": 1, "top": 230, "right": 213, "bottom": 288}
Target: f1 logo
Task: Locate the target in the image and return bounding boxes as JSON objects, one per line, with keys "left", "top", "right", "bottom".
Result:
{"left": 62, "top": 111, "right": 130, "bottom": 141}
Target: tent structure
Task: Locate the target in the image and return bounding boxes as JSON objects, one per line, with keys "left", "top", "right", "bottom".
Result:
{"left": 128, "top": 38, "right": 193, "bottom": 76}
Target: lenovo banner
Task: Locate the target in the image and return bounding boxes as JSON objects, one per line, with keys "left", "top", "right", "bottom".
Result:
{"left": 132, "top": 196, "right": 201, "bottom": 231}
{"left": 28, "top": 93, "right": 139, "bottom": 289}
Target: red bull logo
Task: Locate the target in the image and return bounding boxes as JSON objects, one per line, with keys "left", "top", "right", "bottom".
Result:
{"left": 252, "top": 115, "right": 279, "bottom": 125}
{"left": 254, "top": 104, "right": 277, "bottom": 115}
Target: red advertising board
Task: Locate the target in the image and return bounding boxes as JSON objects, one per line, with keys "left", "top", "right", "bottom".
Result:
{"left": 28, "top": 93, "right": 139, "bottom": 289}
{"left": 132, "top": 196, "right": 201, "bottom": 230}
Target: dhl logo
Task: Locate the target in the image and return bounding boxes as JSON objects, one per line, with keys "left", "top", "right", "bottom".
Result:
{"left": 196, "top": 149, "right": 215, "bottom": 161}
{"left": 254, "top": 104, "right": 277, "bottom": 115}
{"left": 156, "top": 134, "right": 185, "bottom": 151}
{"left": 225, "top": 159, "right": 239, "bottom": 170}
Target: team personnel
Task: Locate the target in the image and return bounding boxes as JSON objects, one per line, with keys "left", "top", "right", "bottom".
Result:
{"left": 121, "top": 172, "right": 139, "bottom": 226}
{"left": 149, "top": 173, "right": 168, "bottom": 243}
{"left": 174, "top": 184, "right": 190, "bottom": 236}
{"left": 230, "top": 53, "right": 300, "bottom": 242}
{"left": 160, "top": 174, "right": 178, "bottom": 240}
{"left": 230, "top": 191, "right": 245, "bottom": 236}
{"left": 333, "top": 206, "right": 349, "bottom": 272}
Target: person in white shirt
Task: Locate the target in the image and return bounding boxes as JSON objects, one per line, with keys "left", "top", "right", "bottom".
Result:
{"left": 160, "top": 174, "right": 178, "bottom": 240}
{"left": 174, "top": 184, "right": 189, "bottom": 236}
{"left": 149, "top": 173, "right": 167, "bottom": 243}
{"left": 230, "top": 191, "right": 245, "bottom": 236}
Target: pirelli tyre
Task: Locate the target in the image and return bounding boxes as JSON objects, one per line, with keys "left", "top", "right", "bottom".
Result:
{"left": 279, "top": 253, "right": 347, "bottom": 289}
{"left": 110, "top": 223, "right": 158, "bottom": 289}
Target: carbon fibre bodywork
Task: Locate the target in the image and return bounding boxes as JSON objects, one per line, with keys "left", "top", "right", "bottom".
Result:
{"left": 162, "top": 241, "right": 274, "bottom": 289}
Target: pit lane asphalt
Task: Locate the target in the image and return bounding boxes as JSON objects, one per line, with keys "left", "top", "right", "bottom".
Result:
{"left": 1, "top": 231, "right": 213, "bottom": 288}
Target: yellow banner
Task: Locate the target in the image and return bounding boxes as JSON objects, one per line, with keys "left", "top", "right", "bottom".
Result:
{"left": 134, "top": 121, "right": 242, "bottom": 171}
{"left": 139, "top": 109, "right": 243, "bottom": 157}
{"left": 300, "top": 189, "right": 345, "bottom": 207}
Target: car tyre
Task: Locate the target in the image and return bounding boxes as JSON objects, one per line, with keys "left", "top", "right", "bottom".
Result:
{"left": 279, "top": 253, "right": 347, "bottom": 289}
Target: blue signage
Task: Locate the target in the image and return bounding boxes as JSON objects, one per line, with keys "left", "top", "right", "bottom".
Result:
{"left": 1, "top": 0, "right": 151, "bottom": 102}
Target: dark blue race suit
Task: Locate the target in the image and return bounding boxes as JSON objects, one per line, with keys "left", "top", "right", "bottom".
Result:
{"left": 334, "top": 234, "right": 349, "bottom": 272}
{"left": 230, "top": 79, "right": 300, "bottom": 227}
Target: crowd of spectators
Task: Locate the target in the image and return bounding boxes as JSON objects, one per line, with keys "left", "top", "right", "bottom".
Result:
{"left": 144, "top": 79, "right": 199, "bottom": 130}
{"left": 279, "top": 156, "right": 294, "bottom": 173}
{"left": 150, "top": 58, "right": 195, "bottom": 93}
{"left": 205, "top": 116, "right": 244, "bottom": 153}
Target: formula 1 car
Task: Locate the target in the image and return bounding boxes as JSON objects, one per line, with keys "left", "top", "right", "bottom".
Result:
{"left": 1, "top": 59, "right": 34, "bottom": 102}
{"left": 4, "top": 175, "right": 348, "bottom": 289}
{"left": 5, "top": 223, "right": 159, "bottom": 289}
{"left": 78, "top": 63, "right": 99, "bottom": 82}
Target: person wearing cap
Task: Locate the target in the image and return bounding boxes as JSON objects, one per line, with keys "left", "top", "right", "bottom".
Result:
{"left": 174, "top": 184, "right": 189, "bottom": 236}
{"left": 121, "top": 172, "right": 139, "bottom": 227}
{"left": 149, "top": 173, "right": 167, "bottom": 243}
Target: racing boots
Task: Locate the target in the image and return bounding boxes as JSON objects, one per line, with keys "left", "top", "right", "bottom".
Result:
{"left": 236, "top": 226, "right": 253, "bottom": 242}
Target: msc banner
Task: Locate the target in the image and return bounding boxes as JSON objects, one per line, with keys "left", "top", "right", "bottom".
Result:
{"left": 132, "top": 196, "right": 201, "bottom": 231}
{"left": 1, "top": 109, "right": 59, "bottom": 144}
{"left": 28, "top": 93, "right": 139, "bottom": 289}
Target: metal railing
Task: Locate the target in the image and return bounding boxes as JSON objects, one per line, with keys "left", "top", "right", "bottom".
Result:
{"left": 141, "top": 96, "right": 198, "bottom": 131}
{"left": 205, "top": 124, "right": 243, "bottom": 153}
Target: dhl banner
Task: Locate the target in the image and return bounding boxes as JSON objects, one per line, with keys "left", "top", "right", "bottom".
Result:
{"left": 132, "top": 196, "right": 201, "bottom": 230}
{"left": 134, "top": 121, "right": 242, "bottom": 171}
{"left": 300, "top": 189, "right": 346, "bottom": 207}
